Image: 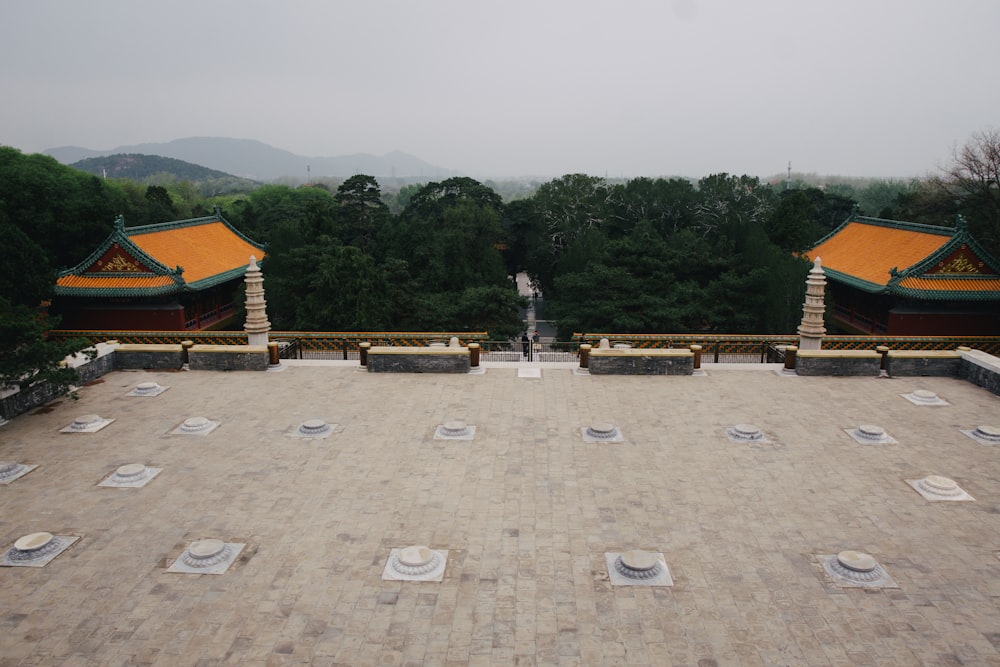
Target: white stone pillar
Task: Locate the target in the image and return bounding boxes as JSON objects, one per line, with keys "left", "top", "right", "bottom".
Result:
{"left": 244, "top": 255, "right": 271, "bottom": 347}
{"left": 797, "top": 257, "right": 827, "bottom": 350}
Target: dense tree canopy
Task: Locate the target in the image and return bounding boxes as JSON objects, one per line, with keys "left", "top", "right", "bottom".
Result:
{"left": 9, "top": 132, "right": 998, "bottom": 359}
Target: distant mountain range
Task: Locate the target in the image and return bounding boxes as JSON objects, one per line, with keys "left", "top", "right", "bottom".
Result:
{"left": 45, "top": 137, "right": 458, "bottom": 181}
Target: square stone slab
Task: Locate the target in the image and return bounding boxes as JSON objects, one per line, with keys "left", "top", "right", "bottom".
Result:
{"left": 906, "top": 476, "right": 974, "bottom": 502}
{"left": 518, "top": 368, "right": 542, "bottom": 379}
{"left": 1, "top": 534, "right": 80, "bottom": 568}
{"left": 0, "top": 462, "right": 38, "bottom": 485}
{"left": 901, "top": 391, "right": 950, "bottom": 406}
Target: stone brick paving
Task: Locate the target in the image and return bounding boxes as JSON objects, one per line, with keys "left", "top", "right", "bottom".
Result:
{"left": 0, "top": 362, "right": 999, "bottom": 666}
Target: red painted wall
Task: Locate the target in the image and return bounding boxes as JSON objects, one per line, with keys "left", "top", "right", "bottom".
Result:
{"left": 57, "top": 305, "right": 187, "bottom": 331}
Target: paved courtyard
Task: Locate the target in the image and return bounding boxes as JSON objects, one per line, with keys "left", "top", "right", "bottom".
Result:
{"left": 1, "top": 361, "right": 999, "bottom": 666}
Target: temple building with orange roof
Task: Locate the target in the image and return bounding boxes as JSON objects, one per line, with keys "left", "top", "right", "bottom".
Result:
{"left": 53, "top": 209, "right": 266, "bottom": 331}
{"left": 806, "top": 214, "right": 1000, "bottom": 336}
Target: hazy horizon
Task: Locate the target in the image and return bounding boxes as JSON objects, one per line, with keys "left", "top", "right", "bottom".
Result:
{"left": 3, "top": 1, "right": 999, "bottom": 180}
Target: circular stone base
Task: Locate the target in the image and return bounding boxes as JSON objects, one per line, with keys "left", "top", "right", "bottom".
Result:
{"left": 837, "top": 550, "right": 877, "bottom": 572}
{"left": 973, "top": 425, "right": 1000, "bottom": 442}
{"left": 71, "top": 414, "right": 102, "bottom": 430}
{"left": 917, "top": 475, "right": 962, "bottom": 496}
{"left": 731, "top": 424, "right": 763, "bottom": 440}
{"left": 298, "top": 419, "right": 331, "bottom": 436}
{"left": 825, "top": 551, "right": 887, "bottom": 584}
{"left": 182, "top": 539, "right": 231, "bottom": 568}
{"left": 440, "top": 421, "right": 470, "bottom": 437}
{"left": 585, "top": 423, "right": 618, "bottom": 439}
{"left": 113, "top": 463, "right": 148, "bottom": 482}
{"left": 15, "top": 532, "right": 54, "bottom": 553}
{"left": 857, "top": 425, "right": 885, "bottom": 440}
{"left": 180, "top": 417, "right": 212, "bottom": 433}
{"left": 391, "top": 546, "right": 443, "bottom": 576}
{"left": 614, "top": 550, "right": 663, "bottom": 580}
{"left": 134, "top": 382, "right": 162, "bottom": 395}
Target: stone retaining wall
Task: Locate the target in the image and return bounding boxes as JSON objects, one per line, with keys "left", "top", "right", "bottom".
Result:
{"left": 588, "top": 349, "right": 694, "bottom": 375}
{"left": 886, "top": 350, "right": 961, "bottom": 377}
{"left": 188, "top": 345, "right": 269, "bottom": 371}
{"left": 367, "top": 347, "right": 470, "bottom": 373}
{"left": 795, "top": 350, "right": 881, "bottom": 376}
{"left": 959, "top": 349, "right": 1000, "bottom": 396}
{"left": 114, "top": 344, "right": 184, "bottom": 370}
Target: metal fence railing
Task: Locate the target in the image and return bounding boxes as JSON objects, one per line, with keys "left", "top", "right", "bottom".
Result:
{"left": 48, "top": 330, "right": 1000, "bottom": 362}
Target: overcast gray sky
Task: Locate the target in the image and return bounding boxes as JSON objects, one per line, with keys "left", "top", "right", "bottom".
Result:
{"left": 2, "top": 0, "right": 998, "bottom": 179}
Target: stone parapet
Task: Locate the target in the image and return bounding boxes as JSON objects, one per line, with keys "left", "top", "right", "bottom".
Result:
{"left": 188, "top": 345, "right": 268, "bottom": 371}
{"left": 367, "top": 346, "right": 470, "bottom": 373}
{"left": 588, "top": 348, "right": 694, "bottom": 375}
{"left": 958, "top": 349, "right": 1000, "bottom": 396}
{"left": 114, "top": 344, "right": 185, "bottom": 370}
{"left": 886, "top": 350, "right": 961, "bottom": 377}
{"left": 795, "top": 349, "right": 880, "bottom": 376}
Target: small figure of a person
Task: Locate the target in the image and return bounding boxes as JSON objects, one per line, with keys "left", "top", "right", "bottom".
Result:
{"left": 532, "top": 330, "right": 541, "bottom": 360}
{"left": 521, "top": 332, "right": 530, "bottom": 358}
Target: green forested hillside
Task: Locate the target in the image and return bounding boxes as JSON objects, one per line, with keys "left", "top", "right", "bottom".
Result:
{"left": 71, "top": 153, "right": 259, "bottom": 194}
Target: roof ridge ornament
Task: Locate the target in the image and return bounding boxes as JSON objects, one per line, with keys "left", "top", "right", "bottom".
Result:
{"left": 114, "top": 214, "right": 125, "bottom": 231}
{"left": 955, "top": 214, "right": 967, "bottom": 231}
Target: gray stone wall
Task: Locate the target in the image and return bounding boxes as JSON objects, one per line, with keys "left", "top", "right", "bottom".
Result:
{"left": 796, "top": 352, "right": 881, "bottom": 377}
{"left": 588, "top": 351, "right": 693, "bottom": 375}
{"left": 958, "top": 350, "right": 1000, "bottom": 396}
{"left": 886, "top": 352, "right": 961, "bottom": 377}
{"left": 0, "top": 343, "right": 118, "bottom": 421}
{"left": 188, "top": 345, "right": 269, "bottom": 371}
{"left": 367, "top": 349, "right": 470, "bottom": 373}
{"left": 114, "top": 345, "right": 184, "bottom": 371}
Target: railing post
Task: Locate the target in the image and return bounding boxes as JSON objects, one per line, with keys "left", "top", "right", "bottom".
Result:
{"left": 267, "top": 341, "right": 279, "bottom": 366}
{"left": 359, "top": 342, "right": 370, "bottom": 367}
{"left": 783, "top": 345, "right": 797, "bottom": 372}
{"left": 468, "top": 343, "right": 481, "bottom": 369}
{"left": 690, "top": 344, "right": 702, "bottom": 370}
{"left": 876, "top": 345, "right": 889, "bottom": 374}
{"left": 579, "top": 344, "right": 592, "bottom": 369}
{"left": 181, "top": 340, "right": 194, "bottom": 365}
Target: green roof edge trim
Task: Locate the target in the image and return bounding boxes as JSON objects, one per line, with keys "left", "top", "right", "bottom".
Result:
{"left": 57, "top": 214, "right": 177, "bottom": 279}
{"left": 898, "top": 221, "right": 1000, "bottom": 279}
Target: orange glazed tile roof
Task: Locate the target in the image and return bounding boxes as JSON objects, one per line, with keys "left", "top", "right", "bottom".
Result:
{"left": 805, "top": 215, "right": 1000, "bottom": 301}
{"left": 807, "top": 220, "right": 949, "bottom": 287}
{"left": 55, "top": 212, "right": 266, "bottom": 297}
{"left": 130, "top": 220, "right": 264, "bottom": 284}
